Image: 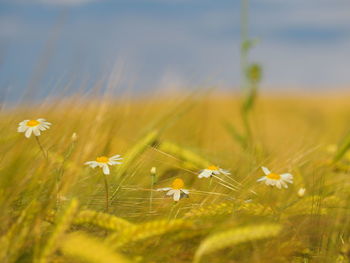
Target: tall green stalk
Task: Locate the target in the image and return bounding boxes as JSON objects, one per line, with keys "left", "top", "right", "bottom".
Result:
{"left": 240, "top": 0, "right": 252, "bottom": 144}
{"left": 225, "top": 0, "right": 262, "bottom": 149}
{"left": 240, "top": 0, "right": 249, "bottom": 93}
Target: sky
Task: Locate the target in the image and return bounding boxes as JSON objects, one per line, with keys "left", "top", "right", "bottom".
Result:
{"left": 0, "top": 0, "right": 350, "bottom": 100}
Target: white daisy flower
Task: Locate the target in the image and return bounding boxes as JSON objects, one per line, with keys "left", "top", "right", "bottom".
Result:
{"left": 17, "top": 118, "right": 51, "bottom": 138}
{"left": 257, "top": 166, "right": 293, "bottom": 189}
{"left": 198, "top": 165, "right": 230, "bottom": 178}
{"left": 85, "top": 155, "right": 123, "bottom": 175}
{"left": 157, "top": 178, "right": 189, "bottom": 202}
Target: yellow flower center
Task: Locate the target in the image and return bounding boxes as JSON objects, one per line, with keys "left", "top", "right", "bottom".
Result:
{"left": 27, "top": 120, "right": 40, "bottom": 127}
{"left": 207, "top": 165, "right": 219, "bottom": 171}
{"left": 96, "top": 156, "right": 109, "bottom": 163}
{"left": 266, "top": 173, "right": 281, "bottom": 180}
{"left": 172, "top": 178, "right": 184, "bottom": 190}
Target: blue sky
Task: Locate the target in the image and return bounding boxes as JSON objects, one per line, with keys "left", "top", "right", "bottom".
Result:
{"left": 0, "top": 0, "right": 350, "bottom": 100}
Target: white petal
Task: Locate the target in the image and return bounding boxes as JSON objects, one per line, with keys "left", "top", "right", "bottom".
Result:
{"left": 38, "top": 123, "right": 49, "bottom": 129}
{"left": 265, "top": 178, "right": 275, "bottom": 186}
{"left": 102, "top": 164, "right": 110, "bottom": 175}
{"left": 108, "top": 160, "right": 122, "bottom": 165}
{"left": 219, "top": 169, "right": 231, "bottom": 175}
{"left": 261, "top": 167, "right": 271, "bottom": 175}
{"left": 25, "top": 128, "right": 33, "bottom": 138}
{"left": 157, "top": 187, "right": 172, "bottom": 192}
{"left": 181, "top": 189, "right": 189, "bottom": 195}
{"left": 38, "top": 119, "right": 51, "bottom": 126}
{"left": 198, "top": 169, "right": 212, "bottom": 178}
{"left": 85, "top": 161, "right": 98, "bottom": 168}
{"left": 281, "top": 173, "right": 293, "bottom": 183}
{"left": 33, "top": 127, "right": 41, "bottom": 136}
{"left": 173, "top": 190, "right": 181, "bottom": 201}
{"left": 281, "top": 180, "right": 288, "bottom": 188}
{"left": 276, "top": 181, "right": 282, "bottom": 189}
{"left": 166, "top": 189, "right": 176, "bottom": 196}
{"left": 19, "top": 120, "right": 29, "bottom": 125}
{"left": 17, "top": 125, "right": 27, "bottom": 132}
{"left": 39, "top": 121, "right": 51, "bottom": 128}
{"left": 257, "top": 176, "right": 266, "bottom": 182}
{"left": 110, "top": 155, "right": 122, "bottom": 160}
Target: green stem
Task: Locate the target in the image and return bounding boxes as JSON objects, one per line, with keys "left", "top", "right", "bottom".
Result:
{"left": 240, "top": 0, "right": 253, "bottom": 147}
{"left": 240, "top": 0, "right": 249, "bottom": 91}
{"left": 242, "top": 109, "right": 252, "bottom": 145}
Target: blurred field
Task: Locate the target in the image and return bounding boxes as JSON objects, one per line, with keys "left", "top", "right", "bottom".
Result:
{"left": 0, "top": 93, "right": 350, "bottom": 263}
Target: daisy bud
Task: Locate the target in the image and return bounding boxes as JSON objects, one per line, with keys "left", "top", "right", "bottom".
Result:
{"left": 71, "top": 132, "right": 78, "bottom": 142}
{"left": 298, "top": 188, "right": 306, "bottom": 197}
{"left": 150, "top": 167, "right": 157, "bottom": 175}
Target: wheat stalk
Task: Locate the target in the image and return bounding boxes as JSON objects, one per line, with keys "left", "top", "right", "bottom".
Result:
{"left": 73, "top": 209, "right": 134, "bottom": 232}
{"left": 193, "top": 223, "right": 282, "bottom": 263}
{"left": 185, "top": 202, "right": 235, "bottom": 218}
{"left": 157, "top": 140, "right": 211, "bottom": 169}
{"left": 61, "top": 232, "right": 131, "bottom": 263}
{"left": 35, "top": 199, "right": 79, "bottom": 263}
{"left": 107, "top": 218, "right": 193, "bottom": 248}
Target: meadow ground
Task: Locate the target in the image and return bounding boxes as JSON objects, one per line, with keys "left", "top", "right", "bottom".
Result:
{"left": 0, "top": 93, "right": 350, "bottom": 263}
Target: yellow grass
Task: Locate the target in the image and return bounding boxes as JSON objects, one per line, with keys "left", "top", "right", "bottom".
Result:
{"left": 0, "top": 93, "right": 349, "bottom": 263}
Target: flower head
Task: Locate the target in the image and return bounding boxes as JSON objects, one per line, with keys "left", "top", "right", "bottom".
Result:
{"left": 198, "top": 165, "right": 230, "bottom": 178}
{"left": 18, "top": 118, "right": 51, "bottom": 138}
{"left": 257, "top": 166, "right": 293, "bottom": 189}
{"left": 85, "top": 154, "right": 123, "bottom": 175}
{"left": 157, "top": 178, "right": 189, "bottom": 201}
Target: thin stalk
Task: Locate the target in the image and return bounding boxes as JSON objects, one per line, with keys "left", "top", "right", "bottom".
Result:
{"left": 35, "top": 136, "right": 48, "bottom": 161}
{"left": 209, "top": 176, "right": 213, "bottom": 187}
{"left": 168, "top": 202, "right": 178, "bottom": 220}
{"left": 149, "top": 174, "right": 156, "bottom": 212}
{"left": 240, "top": 0, "right": 249, "bottom": 91}
{"left": 240, "top": 0, "right": 253, "bottom": 146}
{"left": 56, "top": 140, "right": 76, "bottom": 210}
{"left": 242, "top": 110, "right": 252, "bottom": 144}
{"left": 103, "top": 173, "right": 109, "bottom": 213}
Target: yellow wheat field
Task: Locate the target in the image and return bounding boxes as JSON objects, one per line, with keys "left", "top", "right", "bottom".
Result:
{"left": 0, "top": 92, "right": 349, "bottom": 263}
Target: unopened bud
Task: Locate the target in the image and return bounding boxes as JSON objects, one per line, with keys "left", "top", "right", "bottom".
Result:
{"left": 298, "top": 188, "right": 306, "bottom": 197}
{"left": 150, "top": 167, "right": 156, "bottom": 175}
{"left": 71, "top": 132, "right": 78, "bottom": 142}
